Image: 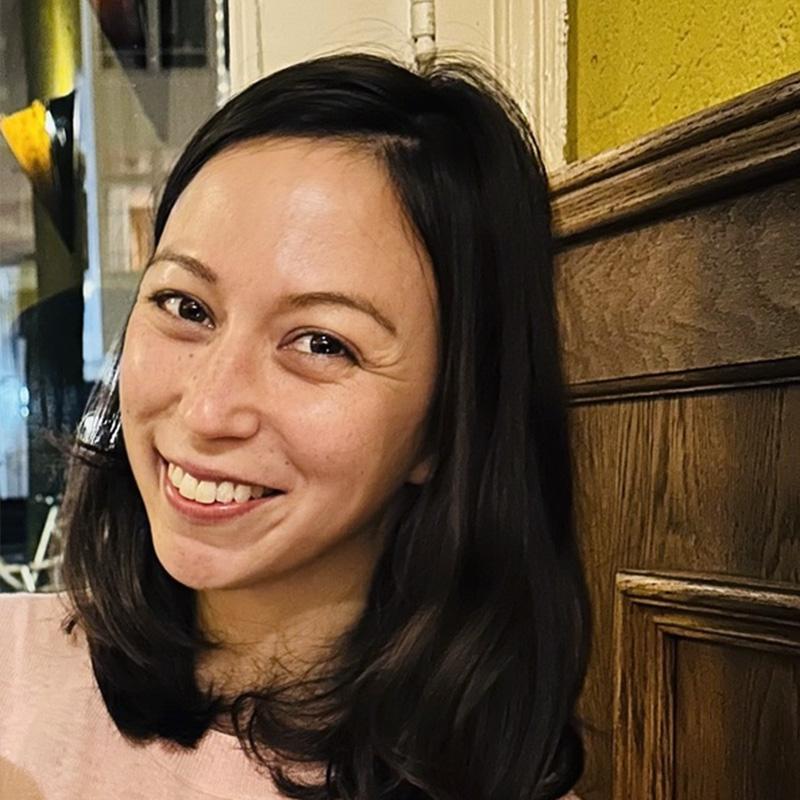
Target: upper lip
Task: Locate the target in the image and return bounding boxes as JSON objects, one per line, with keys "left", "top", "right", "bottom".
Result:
{"left": 159, "top": 453, "right": 284, "bottom": 491}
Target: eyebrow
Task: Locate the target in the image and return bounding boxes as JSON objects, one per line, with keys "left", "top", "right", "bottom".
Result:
{"left": 146, "top": 249, "right": 398, "bottom": 336}
{"left": 147, "top": 249, "right": 217, "bottom": 284}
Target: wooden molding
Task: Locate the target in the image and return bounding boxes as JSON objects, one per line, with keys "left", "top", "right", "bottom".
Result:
{"left": 567, "top": 356, "right": 800, "bottom": 405}
{"left": 612, "top": 571, "right": 800, "bottom": 800}
{"left": 614, "top": 570, "right": 800, "bottom": 621}
{"left": 551, "top": 72, "right": 800, "bottom": 241}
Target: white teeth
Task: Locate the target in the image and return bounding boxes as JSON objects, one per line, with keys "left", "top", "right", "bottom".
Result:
{"left": 195, "top": 481, "right": 217, "bottom": 504}
{"left": 166, "top": 461, "right": 271, "bottom": 504}
{"left": 215, "top": 481, "right": 235, "bottom": 503}
{"left": 170, "top": 465, "right": 184, "bottom": 488}
{"left": 233, "top": 484, "right": 252, "bottom": 503}
{"left": 178, "top": 473, "right": 198, "bottom": 500}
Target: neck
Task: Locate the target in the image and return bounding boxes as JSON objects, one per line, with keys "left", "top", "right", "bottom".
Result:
{"left": 194, "top": 530, "right": 381, "bottom": 695}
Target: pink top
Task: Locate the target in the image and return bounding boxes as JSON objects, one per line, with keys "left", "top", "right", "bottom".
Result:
{"left": 0, "top": 592, "right": 580, "bottom": 799}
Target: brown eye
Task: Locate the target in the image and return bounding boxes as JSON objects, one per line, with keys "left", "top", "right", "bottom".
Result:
{"left": 289, "top": 332, "right": 355, "bottom": 361}
{"left": 148, "top": 291, "right": 213, "bottom": 328}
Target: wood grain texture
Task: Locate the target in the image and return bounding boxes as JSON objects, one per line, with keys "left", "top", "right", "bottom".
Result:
{"left": 673, "top": 640, "right": 800, "bottom": 800}
{"left": 555, "top": 177, "right": 800, "bottom": 387}
{"left": 568, "top": 384, "right": 800, "bottom": 799}
{"left": 550, "top": 72, "right": 800, "bottom": 240}
{"left": 610, "top": 571, "right": 800, "bottom": 800}
{"left": 553, "top": 69, "right": 799, "bottom": 800}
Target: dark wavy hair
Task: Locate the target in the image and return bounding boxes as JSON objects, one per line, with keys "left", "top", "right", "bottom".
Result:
{"left": 59, "top": 53, "right": 591, "bottom": 800}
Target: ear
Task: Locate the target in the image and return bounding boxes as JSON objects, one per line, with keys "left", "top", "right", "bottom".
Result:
{"left": 406, "top": 453, "right": 434, "bottom": 485}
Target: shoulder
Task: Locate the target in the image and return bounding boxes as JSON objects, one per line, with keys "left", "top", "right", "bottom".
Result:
{"left": 0, "top": 588, "right": 71, "bottom": 625}
{"left": 0, "top": 590, "right": 73, "bottom": 646}
{"left": 0, "top": 591, "right": 97, "bottom": 764}
{"left": 0, "top": 591, "right": 87, "bottom": 694}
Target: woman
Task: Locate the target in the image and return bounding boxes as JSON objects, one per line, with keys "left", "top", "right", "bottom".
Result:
{"left": 0, "top": 54, "right": 590, "bottom": 800}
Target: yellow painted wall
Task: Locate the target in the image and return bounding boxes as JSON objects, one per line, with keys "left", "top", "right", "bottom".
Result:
{"left": 567, "top": 0, "right": 800, "bottom": 161}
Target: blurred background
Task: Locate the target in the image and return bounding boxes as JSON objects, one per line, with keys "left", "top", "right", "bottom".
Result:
{"left": 1, "top": 0, "right": 231, "bottom": 589}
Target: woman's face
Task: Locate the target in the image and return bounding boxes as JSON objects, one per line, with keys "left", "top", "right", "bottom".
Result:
{"left": 119, "top": 138, "right": 438, "bottom": 591}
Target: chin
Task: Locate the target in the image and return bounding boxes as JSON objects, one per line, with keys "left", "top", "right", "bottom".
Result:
{"left": 149, "top": 525, "right": 258, "bottom": 590}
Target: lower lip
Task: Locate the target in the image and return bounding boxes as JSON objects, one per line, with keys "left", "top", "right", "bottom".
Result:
{"left": 160, "top": 459, "right": 282, "bottom": 524}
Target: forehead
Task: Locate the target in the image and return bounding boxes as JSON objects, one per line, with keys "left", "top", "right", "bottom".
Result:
{"left": 159, "top": 138, "right": 436, "bottom": 314}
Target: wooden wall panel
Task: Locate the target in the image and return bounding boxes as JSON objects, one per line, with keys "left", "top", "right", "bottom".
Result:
{"left": 610, "top": 571, "right": 800, "bottom": 800}
{"left": 555, "top": 74, "right": 800, "bottom": 800}
{"left": 555, "top": 176, "right": 800, "bottom": 387}
{"left": 566, "top": 384, "right": 800, "bottom": 799}
{"left": 674, "top": 639, "right": 800, "bottom": 800}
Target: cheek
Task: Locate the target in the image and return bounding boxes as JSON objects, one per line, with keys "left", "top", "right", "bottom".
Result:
{"left": 281, "top": 384, "right": 428, "bottom": 483}
{"left": 119, "top": 316, "right": 180, "bottom": 421}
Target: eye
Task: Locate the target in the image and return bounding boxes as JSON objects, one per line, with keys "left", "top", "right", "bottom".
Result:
{"left": 146, "top": 291, "right": 213, "bottom": 328}
{"left": 287, "top": 332, "right": 356, "bottom": 361}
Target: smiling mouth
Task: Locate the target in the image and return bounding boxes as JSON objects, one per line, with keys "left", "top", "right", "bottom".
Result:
{"left": 159, "top": 458, "right": 284, "bottom": 522}
{"left": 165, "top": 459, "right": 280, "bottom": 504}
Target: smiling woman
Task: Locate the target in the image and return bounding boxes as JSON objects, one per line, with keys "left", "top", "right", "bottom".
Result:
{"left": 0, "top": 54, "right": 589, "bottom": 800}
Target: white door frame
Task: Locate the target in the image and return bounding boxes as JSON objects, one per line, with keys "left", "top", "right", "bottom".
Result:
{"left": 227, "top": 0, "right": 568, "bottom": 171}
{"left": 491, "top": 0, "right": 568, "bottom": 172}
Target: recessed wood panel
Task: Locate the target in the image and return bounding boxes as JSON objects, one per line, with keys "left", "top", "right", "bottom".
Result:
{"left": 610, "top": 572, "right": 800, "bottom": 800}
{"left": 674, "top": 638, "right": 800, "bottom": 800}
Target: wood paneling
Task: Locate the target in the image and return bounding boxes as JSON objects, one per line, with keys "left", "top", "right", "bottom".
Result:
{"left": 555, "top": 79, "right": 800, "bottom": 796}
{"left": 567, "top": 385, "right": 800, "bottom": 799}
{"left": 674, "top": 639, "right": 800, "bottom": 799}
{"left": 611, "top": 571, "right": 800, "bottom": 800}
{"left": 567, "top": 357, "right": 800, "bottom": 405}
{"left": 555, "top": 177, "right": 800, "bottom": 388}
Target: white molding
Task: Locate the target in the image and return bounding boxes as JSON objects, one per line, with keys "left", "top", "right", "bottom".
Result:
{"left": 228, "top": 0, "right": 266, "bottom": 93}
{"left": 492, "top": 0, "right": 568, "bottom": 173}
{"left": 227, "top": 1, "right": 569, "bottom": 169}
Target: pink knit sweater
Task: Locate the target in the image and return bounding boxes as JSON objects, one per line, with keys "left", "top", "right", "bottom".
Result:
{"left": 0, "top": 593, "right": 580, "bottom": 799}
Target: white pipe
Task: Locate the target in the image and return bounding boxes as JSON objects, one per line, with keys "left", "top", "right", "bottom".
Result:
{"left": 410, "top": 0, "right": 436, "bottom": 68}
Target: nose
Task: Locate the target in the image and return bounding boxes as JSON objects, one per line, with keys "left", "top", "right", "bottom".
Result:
{"left": 176, "top": 336, "right": 261, "bottom": 441}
